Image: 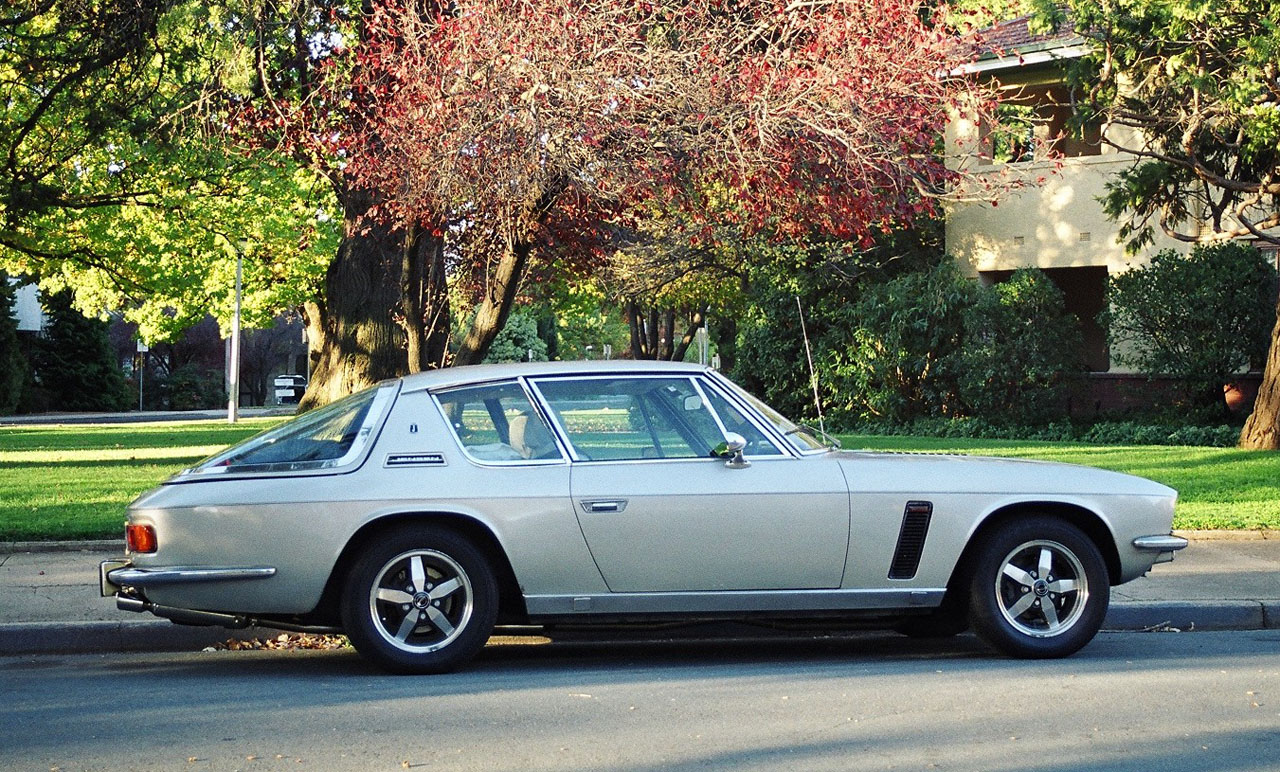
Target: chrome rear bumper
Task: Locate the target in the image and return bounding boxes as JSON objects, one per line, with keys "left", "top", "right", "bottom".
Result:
{"left": 1132, "top": 534, "right": 1190, "bottom": 565}
{"left": 100, "top": 560, "right": 276, "bottom": 596}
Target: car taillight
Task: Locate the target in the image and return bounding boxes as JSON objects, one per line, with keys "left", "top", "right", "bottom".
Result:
{"left": 126, "top": 524, "right": 157, "bottom": 554}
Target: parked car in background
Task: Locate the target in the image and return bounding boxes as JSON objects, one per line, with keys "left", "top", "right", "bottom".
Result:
{"left": 101, "top": 361, "right": 1186, "bottom": 673}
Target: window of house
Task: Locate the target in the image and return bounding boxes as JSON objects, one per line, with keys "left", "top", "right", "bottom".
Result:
{"left": 983, "top": 84, "right": 1102, "bottom": 164}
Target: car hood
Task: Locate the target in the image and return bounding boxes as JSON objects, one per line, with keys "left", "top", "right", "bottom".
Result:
{"left": 831, "top": 449, "right": 1177, "bottom": 499}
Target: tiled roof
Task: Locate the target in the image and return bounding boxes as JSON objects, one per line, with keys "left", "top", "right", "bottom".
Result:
{"left": 976, "top": 13, "right": 1081, "bottom": 58}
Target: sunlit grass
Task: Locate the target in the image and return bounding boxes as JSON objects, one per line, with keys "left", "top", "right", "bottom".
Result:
{"left": 0, "top": 420, "right": 280, "bottom": 541}
{"left": 839, "top": 435, "right": 1280, "bottom": 531}
{"left": 0, "top": 420, "right": 1272, "bottom": 540}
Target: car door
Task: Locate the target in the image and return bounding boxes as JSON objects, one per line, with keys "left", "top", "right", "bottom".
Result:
{"left": 530, "top": 375, "right": 850, "bottom": 592}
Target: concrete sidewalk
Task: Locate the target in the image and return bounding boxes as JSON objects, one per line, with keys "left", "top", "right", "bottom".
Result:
{"left": 1, "top": 533, "right": 1276, "bottom": 656}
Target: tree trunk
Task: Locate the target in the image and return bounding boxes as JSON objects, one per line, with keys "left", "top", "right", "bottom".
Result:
{"left": 298, "top": 193, "right": 445, "bottom": 411}
{"left": 452, "top": 239, "right": 533, "bottom": 366}
{"left": 1240, "top": 300, "right": 1280, "bottom": 449}
{"left": 670, "top": 308, "right": 706, "bottom": 363}
{"left": 627, "top": 299, "right": 648, "bottom": 359}
{"left": 660, "top": 309, "right": 676, "bottom": 361}
{"left": 453, "top": 191, "right": 559, "bottom": 366}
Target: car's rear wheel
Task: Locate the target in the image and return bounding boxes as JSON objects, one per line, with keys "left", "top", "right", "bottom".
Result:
{"left": 341, "top": 527, "right": 497, "bottom": 674}
{"left": 967, "top": 517, "right": 1108, "bottom": 659}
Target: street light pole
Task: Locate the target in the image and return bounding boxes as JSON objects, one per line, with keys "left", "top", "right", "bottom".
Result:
{"left": 228, "top": 248, "right": 242, "bottom": 424}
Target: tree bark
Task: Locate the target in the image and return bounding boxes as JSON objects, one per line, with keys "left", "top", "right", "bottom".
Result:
{"left": 452, "top": 238, "right": 533, "bottom": 366}
{"left": 1240, "top": 299, "right": 1280, "bottom": 449}
{"left": 298, "top": 193, "right": 445, "bottom": 411}
{"left": 670, "top": 308, "right": 706, "bottom": 363}
{"left": 452, "top": 191, "right": 560, "bottom": 366}
{"left": 660, "top": 309, "right": 676, "bottom": 361}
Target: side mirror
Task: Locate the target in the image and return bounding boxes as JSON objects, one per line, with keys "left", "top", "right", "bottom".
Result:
{"left": 683, "top": 395, "right": 703, "bottom": 411}
{"left": 713, "top": 432, "right": 750, "bottom": 469}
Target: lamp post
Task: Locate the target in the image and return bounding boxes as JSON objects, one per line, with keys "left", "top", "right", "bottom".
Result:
{"left": 227, "top": 246, "right": 242, "bottom": 424}
{"left": 136, "top": 339, "right": 148, "bottom": 411}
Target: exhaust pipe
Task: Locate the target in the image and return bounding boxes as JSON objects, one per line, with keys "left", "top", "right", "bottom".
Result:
{"left": 117, "top": 595, "right": 251, "bottom": 629}
{"left": 115, "top": 594, "right": 339, "bottom": 634}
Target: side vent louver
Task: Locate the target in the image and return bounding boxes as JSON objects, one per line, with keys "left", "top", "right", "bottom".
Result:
{"left": 888, "top": 501, "right": 933, "bottom": 580}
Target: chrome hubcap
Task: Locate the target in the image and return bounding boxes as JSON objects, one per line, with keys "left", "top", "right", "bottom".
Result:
{"left": 995, "top": 539, "right": 1088, "bottom": 638}
{"left": 368, "top": 549, "right": 473, "bottom": 653}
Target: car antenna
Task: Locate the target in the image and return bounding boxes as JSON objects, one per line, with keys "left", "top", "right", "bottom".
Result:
{"left": 796, "top": 296, "right": 826, "bottom": 437}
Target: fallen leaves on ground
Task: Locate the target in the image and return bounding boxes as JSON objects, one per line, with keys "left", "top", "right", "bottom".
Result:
{"left": 203, "top": 633, "right": 350, "bottom": 651}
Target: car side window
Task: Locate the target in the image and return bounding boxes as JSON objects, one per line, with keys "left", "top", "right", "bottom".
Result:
{"left": 533, "top": 377, "right": 725, "bottom": 462}
{"left": 435, "top": 382, "right": 563, "bottom": 463}
{"left": 699, "top": 382, "right": 785, "bottom": 456}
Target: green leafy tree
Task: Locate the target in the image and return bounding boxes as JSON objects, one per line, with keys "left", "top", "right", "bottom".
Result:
{"left": 1103, "top": 243, "right": 1277, "bottom": 415}
{"left": 0, "top": 1, "right": 335, "bottom": 349}
{"left": 1048, "top": 0, "right": 1280, "bottom": 447}
{"left": 734, "top": 224, "right": 944, "bottom": 420}
{"left": 0, "top": 274, "right": 29, "bottom": 414}
{"left": 32, "top": 290, "right": 130, "bottom": 411}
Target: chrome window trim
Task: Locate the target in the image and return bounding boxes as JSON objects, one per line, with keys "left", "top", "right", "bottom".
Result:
{"left": 430, "top": 380, "right": 569, "bottom": 468}
{"left": 688, "top": 377, "right": 732, "bottom": 437}
{"left": 524, "top": 377, "right": 581, "bottom": 462}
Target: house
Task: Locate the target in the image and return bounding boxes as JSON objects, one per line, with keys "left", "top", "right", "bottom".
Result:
{"left": 8, "top": 277, "right": 44, "bottom": 333}
{"left": 944, "top": 15, "right": 1278, "bottom": 412}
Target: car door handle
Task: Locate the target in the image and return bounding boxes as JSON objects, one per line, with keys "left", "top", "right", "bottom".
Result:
{"left": 580, "top": 499, "right": 628, "bottom": 513}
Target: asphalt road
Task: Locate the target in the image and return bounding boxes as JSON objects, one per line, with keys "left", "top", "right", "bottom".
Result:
{"left": 3, "top": 631, "right": 1278, "bottom": 772}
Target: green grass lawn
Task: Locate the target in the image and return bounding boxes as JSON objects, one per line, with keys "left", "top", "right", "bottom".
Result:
{"left": 0, "top": 420, "right": 280, "bottom": 541}
{"left": 0, "top": 421, "right": 1275, "bottom": 541}
{"left": 838, "top": 434, "right": 1280, "bottom": 531}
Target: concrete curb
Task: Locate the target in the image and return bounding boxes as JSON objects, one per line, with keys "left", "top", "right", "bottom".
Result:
{"left": 1, "top": 601, "right": 1273, "bottom": 657}
{"left": 2, "top": 540, "right": 124, "bottom": 554}
{"left": 1103, "top": 600, "right": 1275, "bottom": 632}
{"left": 0, "top": 621, "right": 270, "bottom": 656}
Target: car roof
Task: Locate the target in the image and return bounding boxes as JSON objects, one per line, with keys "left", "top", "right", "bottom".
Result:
{"left": 398, "top": 359, "right": 714, "bottom": 393}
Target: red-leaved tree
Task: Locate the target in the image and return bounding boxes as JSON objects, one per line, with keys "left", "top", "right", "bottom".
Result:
{"left": 242, "top": 0, "right": 994, "bottom": 408}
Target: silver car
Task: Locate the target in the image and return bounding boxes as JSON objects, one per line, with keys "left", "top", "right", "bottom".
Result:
{"left": 100, "top": 361, "right": 1186, "bottom": 673}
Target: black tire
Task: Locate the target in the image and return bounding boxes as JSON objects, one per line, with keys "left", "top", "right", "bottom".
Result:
{"left": 966, "top": 517, "right": 1109, "bottom": 659}
{"left": 341, "top": 527, "right": 498, "bottom": 674}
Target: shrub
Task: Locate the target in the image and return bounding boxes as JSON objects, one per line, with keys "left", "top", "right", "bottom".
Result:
{"left": 165, "top": 365, "right": 226, "bottom": 411}
{"left": 826, "top": 259, "right": 978, "bottom": 422}
{"left": 823, "top": 261, "right": 1082, "bottom": 425}
{"left": 482, "top": 310, "right": 548, "bottom": 364}
{"left": 845, "top": 417, "right": 1239, "bottom": 447}
{"left": 1103, "top": 242, "right": 1278, "bottom": 414}
{"left": 959, "top": 269, "right": 1083, "bottom": 423}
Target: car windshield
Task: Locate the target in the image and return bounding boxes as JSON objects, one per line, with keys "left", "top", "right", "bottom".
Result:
{"left": 183, "top": 383, "right": 397, "bottom": 476}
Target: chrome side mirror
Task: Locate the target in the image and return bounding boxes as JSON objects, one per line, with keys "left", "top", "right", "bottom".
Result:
{"left": 714, "top": 432, "right": 750, "bottom": 469}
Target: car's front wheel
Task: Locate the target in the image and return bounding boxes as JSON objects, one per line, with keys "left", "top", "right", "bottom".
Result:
{"left": 341, "top": 527, "right": 498, "bottom": 674}
{"left": 967, "top": 517, "right": 1109, "bottom": 658}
